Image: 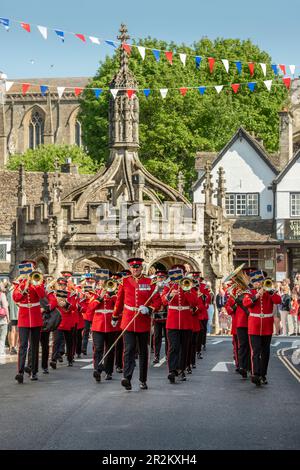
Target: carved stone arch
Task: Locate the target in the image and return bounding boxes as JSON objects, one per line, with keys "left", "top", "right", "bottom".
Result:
{"left": 21, "top": 104, "right": 47, "bottom": 151}
{"left": 147, "top": 252, "right": 201, "bottom": 272}
{"left": 72, "top": 253, "right": 127, "bottom": 273}
{"left": 66, "top": 106, "right": 81, "bottom": 145}
{"left": 35, "top": 255, "right": 48, "bottom": 274}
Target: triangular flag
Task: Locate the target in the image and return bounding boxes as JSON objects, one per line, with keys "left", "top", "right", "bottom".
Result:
{"left": 55, "top": 30, "right": 65, "bottom": 42}
{"left": 89, "top": 36, "right": 100, "bottom": 45}
{"left": 75, "top": 33, "right": 86, "bottom": 43}
{"left": 137, "top": 46, "right": 146, "bottom": 60}
{"left": 235, "top": 61, "right": 242, "bottom": 75}
{"left": 165, "top": 51, "right": 173, "bottom": 64}
{"left": 40, "top": 85, "right": 48, "bottom": 96}
{"left": 22, "top": 83, "right": 30, "bottom": 95}
{"left": 221, "top": 59, "right": 229, "bottom": 73}
{"left": 152, "top": 49, "right": 160, "bottom": 62}
{"left": 179, "top": 87, "right": 188, "bottom": 96}
{"left": 110, "top": 89, "right": 119, "bottom": 99}
{"left": 93, "top": 88, "right": 103, "bottom": 98}
{"left": 5, "top": 81, "right": 14, "bottom": 92}
{"left": 198, "top": 86, "right": 206, "bottom": 95}
{"left": 208, "top": 57, "right": 215, "bottom": 74}
{"left": 143, "top": 89, "right": 151, "bottom": 98}
{"left": 160, "top": 88, "right": 168, "bottom": 99}
{"left": 272, "top": 64, "right": 278, "bottom": 75}
{"left": 37, "top": 25, "right": 47, "bottom": 39}
{"left": 279, "top": 64, "right": 286, "bottom": 75}
{"left": 74, "top": 88, "right": 83, "bottom": 96}
{"left": 264, "top": 80, "right": 272, "bottom": 91}
{"left": 247, "top": 82, "right": 256, "bottom": 92}
{"left": 105, "top": 40, "right": 117, "bottom": 48}
{"left": 0, "top": 18, "right": 10, "bottom": 30}
{"left": 122, "top": 43, "right": 131, "bottom": 55}
{"left": 231, "top": 83, "right": 240, "bottom": 93}
{"left": 21, "top": 23, "right": 31, "bottom": 33}
{"left": 195, "top": 56, "right": 202, "bottom": 69}
{"left": 260, "top": 63, "right": 267, "bottom": 76}
{"left": 283, "top": 77, "right": 291, "bottom": 89}
{"left": 57, "top": 87, "right": 65, "bottom": 99}
{"left": 248, "top": 63, "right": 255, "bottom": 77}
{"left": 289, "top": 65, "right": 296, "bottom": 75}
{"left": 215, "top": 85, "right": 224, "bottom": 94}
{"left": 179, "top": 53, "right": 187, "bottom": 66}
{"left": 127, "top": 89, "right": 135, "bottom": 99}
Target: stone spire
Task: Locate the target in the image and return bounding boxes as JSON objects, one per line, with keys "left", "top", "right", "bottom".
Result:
{"left": 17, "top": 164, "right": 26, "bottom": 206}
{"left": 202, "top": 162, "right": 214, "bottom": 206}
{"left": 109, "top": 24, "right": 139, "bottom": 150}
{"left": 216, "top": 166, "right": 226, "bottom": 210}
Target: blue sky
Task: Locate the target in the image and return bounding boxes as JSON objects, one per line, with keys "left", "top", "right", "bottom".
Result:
{"left": 1, "top": 0, "right": 299, "bottom": 79}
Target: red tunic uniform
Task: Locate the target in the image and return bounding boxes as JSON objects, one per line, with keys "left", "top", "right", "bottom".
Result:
{"left": 13, "top": 281, "right": 45, "bottom": 328}
{"left": 57, "top": 294, "right": 75, "bottom": 331}
{"left": 225, "top": 295, "right": 237, "bottom": 335}
{"left": 161, "top": 283, "right": 198, "bottom": 330}
{"left": 113, "top": 275, "right": 161, "bottom": 333}
{"left": 243, "top": 289, "right": 281, "bottom": 336}
{"left": 87, "top": 290, "right": 120, "bottom": 333}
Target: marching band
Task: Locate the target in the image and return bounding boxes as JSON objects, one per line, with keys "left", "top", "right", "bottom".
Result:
{"left": 11, "top": 258, "right": 280, "bottom": 389}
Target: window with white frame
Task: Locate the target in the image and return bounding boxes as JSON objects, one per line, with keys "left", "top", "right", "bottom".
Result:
{"left": 225, "top": 193, "right": 259, "bottom": 217}
{"left": 291, "top": 193, "right": 300, "bottom": 216}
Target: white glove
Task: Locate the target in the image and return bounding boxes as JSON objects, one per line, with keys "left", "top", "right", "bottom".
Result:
{"left": 138, "top": 305, "right": 149, "bottom": 315}
{"left": 111, "top": 318, "right": 118, "bottom": 327}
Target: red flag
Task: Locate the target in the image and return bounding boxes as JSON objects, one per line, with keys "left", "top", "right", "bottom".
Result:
{"left": 179, "top": 87, "right": 188, "bottom": 96}
{"left": 127, "top": 89, "right": 135, "bottom": 99}
{"left": 279, "top": 64, "right": 286, "bottom": 75}
{"left": 21, "top": 23, "right": 31, "bottom": 33}
{"left": 165, "top": 51, "right": 173, "bottom": 65}
{"left": 75, "top": 33, "right": 86, "bottom": 43}
{"left": 122, "top": 43, "right": 131, "bottom": 55}
{"left": 22, "top": 83, "right": 30, "bottom": 95}
{"left": 208, "top": 57, "right": 215, "bottom": 74}
{"left": 231, "top": 83, "right": 240, "bottom": 94}
{"left": 283, "top": 77, "right": 291, "bottom": 89}
{"left": 248, "top": 63, "right": 255, "bottom": 76}
{"left": 74, "top": 88, "right": 83, "bottom": 96}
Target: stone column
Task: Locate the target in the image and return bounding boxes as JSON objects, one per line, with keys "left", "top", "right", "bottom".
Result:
{"left": 279, "top": 109, "right": 293, "bottom": 170}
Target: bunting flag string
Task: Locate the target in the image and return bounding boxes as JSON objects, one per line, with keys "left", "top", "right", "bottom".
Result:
{"left": 0, "top": 16, "right": 298, "bottom": 77}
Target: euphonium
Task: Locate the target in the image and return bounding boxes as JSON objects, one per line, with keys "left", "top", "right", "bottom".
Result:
{"left": 179, "top": 277, "right": 194, "bottom": 292}
{"left": 29, "top": 271, "right": 43, "bottom": 285}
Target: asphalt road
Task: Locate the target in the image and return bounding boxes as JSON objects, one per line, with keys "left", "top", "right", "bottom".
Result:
{"left": 0, "top": 336, "right": 299, "bottom": 450}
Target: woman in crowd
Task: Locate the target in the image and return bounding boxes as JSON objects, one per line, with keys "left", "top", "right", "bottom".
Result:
{"left": 280, "top": 285, "right": 291, "bottom": 336}
{"left": 0, "top": 284, "right": 9, "bottom": 357}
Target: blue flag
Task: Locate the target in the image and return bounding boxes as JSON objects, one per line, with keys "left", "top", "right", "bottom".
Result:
{"left": 152, "top": 49, "right": 160, "bottom": 62}
{"left": 40, "top": 85, "right": 48, "bottom": 96}
{"left": 235, "top": 61, "right": 242, "bottom": 74}
{"left": 143, "top": 89, "right": 151, "bottom": 98}
{"left": 93, "top": 88, "right": 103, "bottom": 98}
{"left": 271, "top": 64, "right": 278, "bottom": 75}
{"left": 247, "top": 82, "right": 256, "bottom": 92}
{"left": 195, "top": 56, "right": 202, "bottom": 69}
{"left": 55, "top": 30, "right": 65, "bottom": 42}
{"left": 105, "top": 40, "right": 117, "bottom": 48}
{"left": 198, "top": 86, "right": 206, "bottom": 95}
{"left": 0, "top": 18, "right": 9, "bottom": 30}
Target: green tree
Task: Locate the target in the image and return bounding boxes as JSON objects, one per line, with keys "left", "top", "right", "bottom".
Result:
{"left": 79, "top": 37, "right": 289, "bottom": 192}
{"left": 6, "top": 144, "right": 98, "bottom": 173}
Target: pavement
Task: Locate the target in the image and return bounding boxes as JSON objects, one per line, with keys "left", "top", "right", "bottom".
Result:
{"left": 0, "top": 336, "right": 299, "bottom": 450}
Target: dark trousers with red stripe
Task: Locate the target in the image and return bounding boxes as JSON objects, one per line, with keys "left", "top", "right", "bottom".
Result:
{"left": 18, "top": 327, "right": 41, "bottom": 375}
{"left": 154, "top": 321, "right": 168, "bottom": 360}
{"left": 52, "top": 330, "right": 73, "bottom": 363}
{"left": 75, "top": 328, "right": 84, "bottom": 356}
{"left": 249, "top": 334, "right": 272, "bottom": 378}
{"left": 167, "top": 329, "right": 193, "bottom": 373}
{"left": 115, "top": 335, "right": 123, "bottom": 369}
{"left": 237, "top": 327, "right": 250, "bottom": 371}
{"left": 186, "top": 331, "right": 199, "bottom": 368}
{"left": 27, "top": 330, "right": 51, "bottom": 371}
{"left": 197, "top": 320, "right": 207, "bottom": 352}
{"left": 93, "top": 331, "right": 117, "bottom": 374}
{"left": 232, "top": 334, "right": 239, "bottom": 369}
{"left": 82, "top": 320, "right": 92, "bottom": 353}
{"left": 123, "top": 331, "right": 149, "bottom": 383}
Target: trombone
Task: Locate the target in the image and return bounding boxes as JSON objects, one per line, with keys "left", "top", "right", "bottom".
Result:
{"left": 29, "top": 271, "right": 44, "bottom": 285}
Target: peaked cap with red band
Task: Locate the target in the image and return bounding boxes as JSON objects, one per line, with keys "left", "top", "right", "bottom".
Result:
{"left": 127, "top": 257, "right": 144, "bottom": 268}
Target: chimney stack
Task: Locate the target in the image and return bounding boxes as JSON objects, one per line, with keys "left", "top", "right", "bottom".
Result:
{"left": 278, "top": 109, "right": 293, "bottom": 170}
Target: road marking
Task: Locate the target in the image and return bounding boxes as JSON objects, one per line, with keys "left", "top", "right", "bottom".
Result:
{"left": 211, "top": 340, "right": 224, "bottom": 345}
{"left": 75, "top": 358, "right": 93, "bottom": 363}
{"left": 292, "top": 340, "right": 300, "bottom": 349}
{"left": 81, "top": 363, "right": 94, "bottom": 369}
{"left": 153, "top": 356, "right": 166, "bottom": 368}
{"left": 271, "top": 341, "right": 280, "bottom": 347}
{"left": 277, "top": 348, "right": 300, "bottom": 383}
{"left": 211, "top": 361, "right": 234, "bottom": 372}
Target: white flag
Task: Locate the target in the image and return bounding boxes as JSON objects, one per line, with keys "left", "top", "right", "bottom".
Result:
{"left": 179, "top": 53, "right": 187, "bottom": 66}
{"left": 37, "top": 25, "right": 48, "bottom": 40}
{"left": 5, "top": 81, "right": 14, "bottom": 92}
{"left": 89, "top": 36, "right": 100, "bottom": 45}
{"left": 215, "top": 85, "right": 224, "bottom": 94}
{"left": 289, "top": 64, "right": 296, "bottom": 75}
{"left": 160, "top": 88, "right": 168, "bottom": 99}
{"left": 110, "top": 89, "right": 119, "bottom": 99}
{"left": 221, "top": 59, "right": 229, "bottom": 73}
{"left": 264, "top": 80, "right": 272, "bottom": 91}
{"left": 57, "top": 87, "right": 65, "bottom": 99}
{"left": 137, "top": 46, "right": 146, "bottom": 60}
{"left": 260, "top": 63, "right": 267, "bottom": 76}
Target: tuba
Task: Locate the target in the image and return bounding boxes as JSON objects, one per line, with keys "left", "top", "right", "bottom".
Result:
{"left": 223, "top": 263, "right": 250, "bottom": 295}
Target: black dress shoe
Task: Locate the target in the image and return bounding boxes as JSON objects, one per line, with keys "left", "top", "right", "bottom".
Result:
{"left": 82, "top": 350, "right": 87, "bottom": 356}
{"left": 30, "top": 374, "right": 38, "bottom": 381}
{"left": 251, "top": 375, "right": 261, "bottom": 386}
{"left": 239, "top": 368, "right": 248, "bottom": 379}
{"left": 67, "top": 362, "right": 73, "bottom": 367}
{"left": 116, "top": 367, "right": 123, "bottom": 373}
{"left": 203, "top": 345, "right": 206, "bottom": 351}
{"left": 43, "top": 368, "right": 49, "bottom": 374}
{"left": 168, "top": 371, "right": 176, "bottom": 384}
{"left": 179, "top": 372, "right": 186, "bottom": 381}
{"left": 197, "top": 352, "right": 203, "bottom": 359}
{"left": 186, "top": 367, "right": 192, "bottom": 374}
{"left": 152, "top": 357, "right": 160, "bottom": 364}
{"left": 50, "top": 361, "right": 57, "bottom": 370}
{"left": 121, "top": 378, "right": 132, "bottom": 390}
{"left": 140, "top": 382, "right": 148, "bottom": 390}
{"left": 105, "top": 374, "right": 112, "bottom": 381}
{"left": 58, "top": 356, "right": 63, "bottom": 363}
{"left": 261, "top": 376, "right": 268, "bottom": 385}
{"left": 192, "top": 364, "right": 196, "bottom": 369}
{"left": 15, "top": 373, "right": 24, "bottom": 384}
{"left": 24, "top": 366, "right": 32, "bottom": 376}
{"left": 93, "top": 371, "right": 101, "bottom": 382}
